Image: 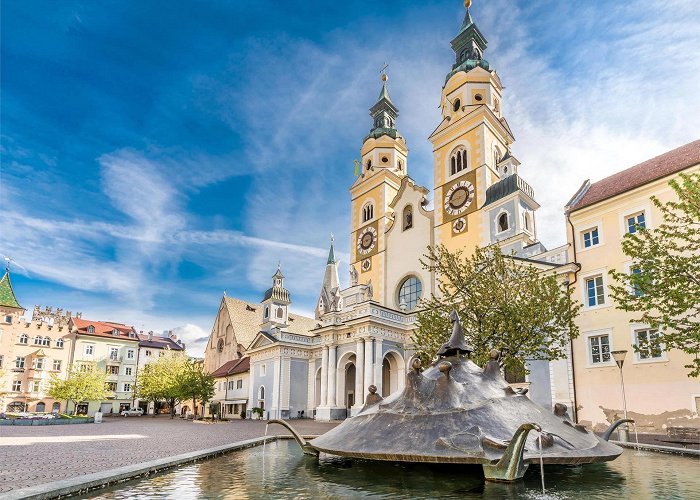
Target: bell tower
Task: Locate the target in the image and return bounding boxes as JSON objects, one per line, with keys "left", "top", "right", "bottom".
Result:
{"left": 429, "top": 0, "right": 515, "bottom": 255}
{"left": 261, "top": 264, "right": 290, "bottom": 331}
{"left": 349, "top": 70, "right": 408, "bottom": 304}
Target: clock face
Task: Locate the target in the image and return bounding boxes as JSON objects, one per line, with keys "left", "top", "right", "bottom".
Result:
{"left": 444, "top": 180, "right": 475, "bottom": 215}
{"left": 357, "top": 226, "right": 378, "bottom": 255}
{"left": 361, "top": 259, "right": 371, "bottom": 272}
{"left": 452, "top": 217, "right": 466, "bottom": 234}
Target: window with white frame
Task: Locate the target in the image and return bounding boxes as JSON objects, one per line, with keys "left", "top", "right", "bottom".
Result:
{"left": 42, "top": 336, "right": 51, "bottom": 346}
{"left": 145, "top": 350, "right": 152, "bottom": 357}
{"left": 4, "top": 315, "right": 11, "bottom": 324}
{"left": 127, "top": 349, "right": 134, "bottom": 359}
{"left": 449, "top": 146, "right": 468, "bottom": 176}
{"left": 634, "top": 328, "right": 664, "bottom": 360}
{"left": 106, "top": 365, "right": 119, "bottom": 375}
{"left": 123, "top": 383, "right": 132, "bottom": 392}
{"left": 19, "top": 334, "right": 28, "bottom": 344}
{"left": 12, "top": 380, "right": 21, "bottom": 391}
{"left": 84, "top": 344, "right": 94, "bottom": 355}
{"left": 32, "top": 358, "right": 44, "bottom": 370}
{"left": 237, "top": 379, "right": 243, "bottom": 389}
{"left": 589, "top": 334, "right": 611, "bottom": 364}
{"left": 125, "top": 367, "right": 132, "bottom": 376}
{"left": 260, "top": 364, "right": 266, "bottom": 376}
{"left": 87, "top": 325, "right": 95, "bottom": 333}
{"left": 31, "top": 381, "right": 41, "bottom": 393}
{"left": 630, "top": 265, "right": 644, "bottom": 297}
{"left": 109, "top": 347, "right": 119, "bottom": 360}
{"left": 56, "top": 338, "right": 64, "bottom": 348}
{"left": 585, "top": 275, "right": 605, "bottom": 307}
{"left": 497, "top": 212, "right": 509, "bottom": 233}
{"left": 34, "top": 336, "right": 43, "bottom": 345}
{"left": 626, "top": 212, "right": 646, "bottom": 234}
{"left": 228, "top": 380, "right": 234, "bottom": 390}
{"left": 582, "top": 227, "right": 600, "bottom": 248}
{"left": 53, "top": 359, "right": 61, "bottom": 371}
{"left": 15, "top": 356, "right": 25, "bottom": 369}
{"left": 362, "top": 203, "right": 374, "bottom": 223}
{"left": 107, "top": 382, "right": 118, "bottom": 391}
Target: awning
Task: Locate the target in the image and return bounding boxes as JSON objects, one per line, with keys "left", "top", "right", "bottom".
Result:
{"left": 224, "top": 399, "right": 247, "bottom": 404}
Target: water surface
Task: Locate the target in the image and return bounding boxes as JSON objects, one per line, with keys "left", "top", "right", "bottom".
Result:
{"left": 79, "top": 440, "right": 699, "bottom": 499}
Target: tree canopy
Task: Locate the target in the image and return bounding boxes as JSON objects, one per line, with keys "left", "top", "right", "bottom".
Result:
{"left": 609, "top": 172, "right": 700, "bottom": 377}
{"left": 47, "top": 362, "right": 108, "bottom": 413}
{"left": 135, "top": 352, "right": 194, "bottom": 418}
{"left": 413, "top": 244, "right": 581, "bottom": 374}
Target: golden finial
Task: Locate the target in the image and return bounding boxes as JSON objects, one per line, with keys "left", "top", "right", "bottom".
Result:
{"left": 380, "top": 62, "right": 389, "bottom": 82}
{"left": 464, "top": 0, "right": 472, "bottom": 9}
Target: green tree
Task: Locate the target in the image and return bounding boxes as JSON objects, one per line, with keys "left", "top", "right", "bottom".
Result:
{"left": 413, "top": 244, "right": 581, "bottom": 374}
{"left": 181, "top": 360, "right": 215, "bottom": 419}
{"left": 47, "top": 362, "right": 108, "bottom": 414}
{"left": 135, "top": 352, "right": 190, "bottom": 418}
{"left": 609, "top": 172, "right": 700, "bottom": 377}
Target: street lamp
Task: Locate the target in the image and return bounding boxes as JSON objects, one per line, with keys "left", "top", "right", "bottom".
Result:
{"left": 611, "top": 350, "right": 628, "bottom": 441}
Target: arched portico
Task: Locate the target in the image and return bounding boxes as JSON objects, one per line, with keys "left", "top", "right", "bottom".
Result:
{"left": 381, "top": 350, "right": 405, "bottom": 397}
{"left": 314, "top": 367, "right": 322, "bottom": 407}
{"left": 335, "top": 351, "right": 357, "bottom": 409}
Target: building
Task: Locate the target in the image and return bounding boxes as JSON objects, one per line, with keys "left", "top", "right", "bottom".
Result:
{"left": 67, "top": 317, "right": 140, "bottom": 415}
{"left": 0, "top": 271, "right": 75, "bottom": 413}
{"left": 565, "top": 140, "right": 700, "bottom": 431}
{"left": 204, "top": 3, "right": 576, "bottom": 421}
{"left": 210, "top": 356, "right": 250, "bottom": 419}
{"left": 134, "top": 330, "right": 186, "bottom": 414}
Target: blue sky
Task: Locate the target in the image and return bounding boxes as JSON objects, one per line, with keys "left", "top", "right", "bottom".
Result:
{"left": 2, "top": 0, "right": 699, "bottom": 356}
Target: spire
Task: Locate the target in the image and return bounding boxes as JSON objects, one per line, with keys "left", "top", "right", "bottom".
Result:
{"left": 327, "top": 234, "right": 336, "bottom": 264}
{"left": 0, "top": 269, "right": 24, "bottom": 310}
{"left": 365, "top": 65, "right": 400, "bottom": 141}
{"left": 446, "top": 0, "right": 490, "bottom": 81}
{"left": 264, "top": 263, "right": 290, "bottom": 303}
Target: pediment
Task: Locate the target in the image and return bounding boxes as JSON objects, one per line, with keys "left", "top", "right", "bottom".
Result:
{"left": 248, "top": 332, "right": 276, "bottom": 350}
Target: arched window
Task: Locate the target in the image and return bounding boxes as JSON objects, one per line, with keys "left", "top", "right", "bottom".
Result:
{"left": 276, "top": 307, "right": 283, "bottom": 319}
{"left": 523, "top": 212, "right": 531, "bottom": 231}
{"left": 217, "top": 339, "right": 224, "bottom": 353}
{"left": 366, "top": 159, "right": 372, "bottom": 171}
{"left": 19, "top": 334, "right": 28, "bottom": 344}
{"left": 498, "top": 213, "right": 509, "bottom": 232}
{"left": 36, "top": 402, "right": 46, "bottom": 412}
{"left": 362, "top": 203, "right": 374, "bottom": 223}
{"left": 494, "top": 147, "right": 502, "bottom": 166}
{"left": 52, "top": 402, "right": 61, "bottom": 412}
{"left": 403, "top": 205, "right": 413, "bottom": 231}
{"left": 449, "top": 147, "right": 468, "bottom": 176}
{"left": 452, "top": 98, "right": 461, "bottom": 112}
{"left": 259, "top": 386, "right": 265, "bottom": 400}
{"left": 42, "top": 337, "right": 51, "bottom": 347}
{"left": 264, "top": 306, "right": 269, "bottom": 318}
{"left": 56, "top": 338, "right": 64, "bottom": 348}
{"left": 397, "top": 276, "right": 423, "bottom": 311}
{"left": 34, "top": 336, "right": 43, "bottom": 345}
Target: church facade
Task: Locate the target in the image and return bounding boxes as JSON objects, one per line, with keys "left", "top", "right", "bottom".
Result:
{"left": 204, "top": 3, "right": 574, "bottom": 420}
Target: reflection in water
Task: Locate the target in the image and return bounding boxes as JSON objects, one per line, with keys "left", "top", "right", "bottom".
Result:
{"left": 80, "top": 440, "right": 700, "bottom": 499}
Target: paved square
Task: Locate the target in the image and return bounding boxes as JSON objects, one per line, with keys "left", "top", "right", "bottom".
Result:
{"left": 0, "top": 417, "right": 338, "bottom": 494}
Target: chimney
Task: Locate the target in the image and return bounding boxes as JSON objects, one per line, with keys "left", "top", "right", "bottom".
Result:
{"left": 148, "top": 331, "right": 153, "bottom": 341}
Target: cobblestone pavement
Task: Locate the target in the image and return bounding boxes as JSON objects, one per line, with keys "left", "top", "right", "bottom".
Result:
{"left": 0, "top": 416, "right": 338, "bottom": 494}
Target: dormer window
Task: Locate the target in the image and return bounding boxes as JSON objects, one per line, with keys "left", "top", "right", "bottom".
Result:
{"left": 87, "top": 325, "right": 95, "bottom": 333}
{"left": 362, "top": 203, "right": 374, "bottom": 223}
{"left": 449, "top": 146, "right": 468, "bottom": 176}
{"left": 112, "top": 329, "right": 120, "bottom": 336}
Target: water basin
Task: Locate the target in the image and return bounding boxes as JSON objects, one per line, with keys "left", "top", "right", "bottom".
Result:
{"left": 78, "top": 440, "right": 699, "bottom": 499}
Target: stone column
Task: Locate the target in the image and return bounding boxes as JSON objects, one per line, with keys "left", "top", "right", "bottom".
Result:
{"left": 355, "top": 338, "right": 364, "bottom": 408}
{"left": 374, "top": 338, "right": 384, "bottom": 396}
{"left": 364, "top": 337, "right": 374, "bottom": 394}
{"left": 327, "top": 345, "right": 337, "bottom": 408}
{"left": 320, "top": 346, "right": 328, "bottom": 407}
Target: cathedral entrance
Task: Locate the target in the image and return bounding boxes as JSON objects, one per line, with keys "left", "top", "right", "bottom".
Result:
{"left": 382, "top": 351, "right": 404, "bottom": 397}
{"left": 345, "top": 363, "right": 356, "bottom": 412}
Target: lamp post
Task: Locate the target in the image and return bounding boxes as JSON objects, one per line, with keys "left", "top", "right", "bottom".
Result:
{"left": 611, "top": 350, "right": 629, "bottom": 442}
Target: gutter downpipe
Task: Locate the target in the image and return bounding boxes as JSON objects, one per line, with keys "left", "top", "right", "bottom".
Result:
{"left": 566, "top": 209, "right": 580, "bottom": 423}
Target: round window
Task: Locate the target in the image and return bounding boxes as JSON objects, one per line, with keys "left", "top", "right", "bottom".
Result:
{"left": 474, "top": 94, "right": 483, "bottom": 102}
{"left": 381, "top": 156, "right": 389, "bottom": 163}
{"left": 397, "top": 276, "right": 423, "bottom": 311}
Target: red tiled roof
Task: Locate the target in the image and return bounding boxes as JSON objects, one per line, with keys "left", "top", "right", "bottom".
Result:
{"left": 210, "top": 356, "right": 250, "bottom": 378}
{"left": 568, "top": 140, "right": 700, "bottom": 212}
{"left": 71, "top": 317, "right": 139, "bottom": 341}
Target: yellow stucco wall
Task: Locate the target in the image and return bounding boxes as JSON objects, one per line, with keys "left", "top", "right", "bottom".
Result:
{"left": 568, "top": 165, "right": 700, "bottom": 431}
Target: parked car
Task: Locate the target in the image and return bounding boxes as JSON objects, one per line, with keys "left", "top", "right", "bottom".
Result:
{"left": 120, "top": 408, "right": 143, "bottom": 417}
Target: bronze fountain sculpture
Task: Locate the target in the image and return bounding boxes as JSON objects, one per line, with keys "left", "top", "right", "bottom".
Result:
{"left": 272, "top": 311, "right": 625, "bottom": 481}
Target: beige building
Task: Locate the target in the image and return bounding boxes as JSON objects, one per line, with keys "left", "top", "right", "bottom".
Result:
{"left": 0, "top": 271, "right": 74, "bottom": 413}
{"left": 210, "top": 356, "right": 250, "bottom": 418}
{"left": 134, "top": 331, "right": 186, "bottom": 414}
{"left": 565, "top": 140, "right": 700, "bottom": 432}
{"left": 67, "top": 317, "right": 140, "bottom": 415}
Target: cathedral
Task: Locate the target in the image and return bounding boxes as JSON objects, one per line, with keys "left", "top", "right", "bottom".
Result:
{"left": 204, "top": 2, "right": 572, "bottom": 420}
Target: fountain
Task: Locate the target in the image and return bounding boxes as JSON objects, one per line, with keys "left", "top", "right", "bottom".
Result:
{"left": 271, "top": 310, "right": 626, "bottom": 481}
